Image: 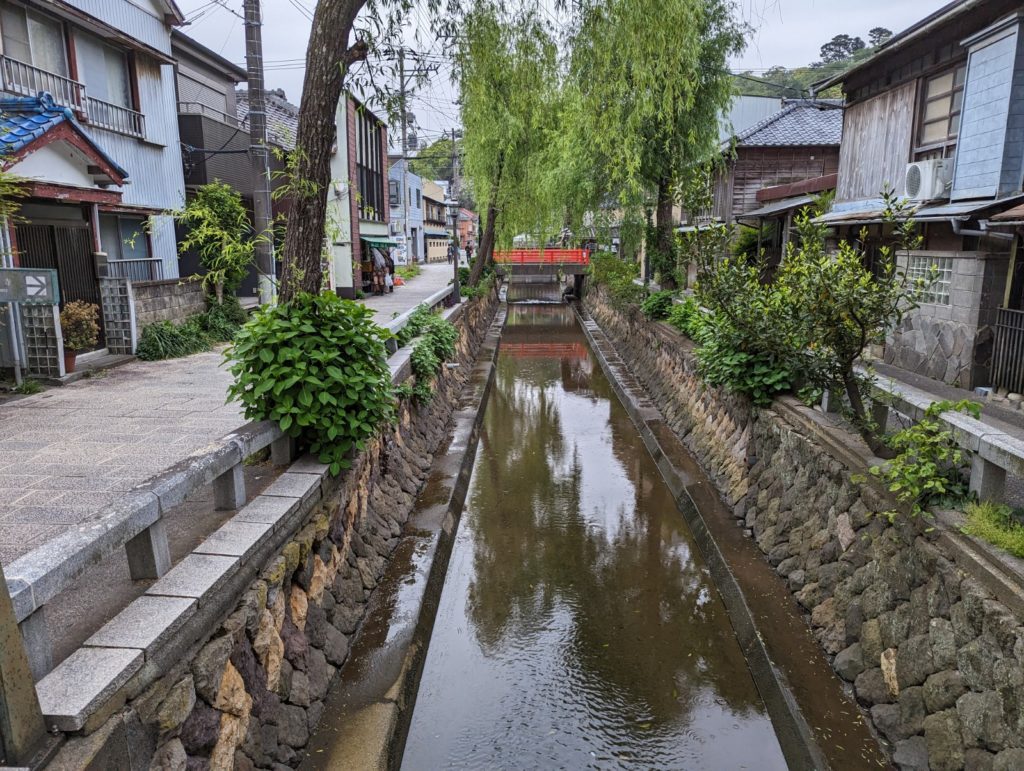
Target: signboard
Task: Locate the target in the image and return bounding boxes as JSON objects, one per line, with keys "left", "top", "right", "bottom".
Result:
{"left": 0, "top": 268, "right": 59, "bottom": 305}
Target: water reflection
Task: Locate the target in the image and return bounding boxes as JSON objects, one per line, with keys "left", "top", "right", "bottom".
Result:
{"left": 402, "top": 304, "right": 786, "bottom": 770}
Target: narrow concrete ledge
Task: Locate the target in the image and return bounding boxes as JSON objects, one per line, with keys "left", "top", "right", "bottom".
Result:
{"left": 84, "top": 596, "right": 197, "bottom": 653}
{"left": 260, "top": 471, "right": 321, "bottom": 503}
{"left": 36, "top": 647, "right": 143, "bottom": 732}
{"left": 193, "top": 520, "right": 276, "bottom": 558}
{"left": 232, "top": 495, "right": 302, "bottom": 529}
{"left": 145, "top": 554, "right": 238, "bottom": 603}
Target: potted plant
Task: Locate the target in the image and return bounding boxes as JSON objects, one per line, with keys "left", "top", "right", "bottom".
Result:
{"left": 60, "top": 300, "right": 99, "bottom": 373}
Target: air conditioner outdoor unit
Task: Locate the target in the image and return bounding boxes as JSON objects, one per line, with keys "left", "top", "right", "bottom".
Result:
{"left": 905, "top": 158, "right": 952, "bottom": 201}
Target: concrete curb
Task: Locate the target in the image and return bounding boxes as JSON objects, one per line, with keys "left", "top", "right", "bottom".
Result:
{"left": 575, "top": 304, "right": 830, "bottom": 771}
{"left": 299, "top": 305, "right": 506, "bottom": 771}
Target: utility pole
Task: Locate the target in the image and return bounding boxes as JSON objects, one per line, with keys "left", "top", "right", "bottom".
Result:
{"left": 450, "top": 127, "right": 460, "bottom": 303}
{"left": 243, "top": 0, "right": 275, "bottom": 304}
{"left": 399, "top": 49, "right": 410, "bottom": 264}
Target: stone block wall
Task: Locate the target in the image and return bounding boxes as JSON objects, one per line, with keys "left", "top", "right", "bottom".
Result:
{"left": 132, "top": 280, "right": 207, "bottom": 333}
{"left": 587, "top": 286, "right": 1024, "bottom": 770}
{"left": 68, "top": 290, "right": 497, "bottom": 771}
{"left": 886, "top": 253, "right": 1010, "bottom": 388}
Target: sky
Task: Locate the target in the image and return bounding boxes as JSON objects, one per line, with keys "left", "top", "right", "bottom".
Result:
{"left": 176, "top": 0, "right": 952, "bottom": 142}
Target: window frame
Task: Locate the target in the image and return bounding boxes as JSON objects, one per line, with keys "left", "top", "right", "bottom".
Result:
{"left": 913, "top": 62, "right": 967, "bottom": 160}
{"left": 907, "top": 253, "right": 954, "bottom": 306}
{"left": 354, "top": 106, "right": 385, "bottom": 222}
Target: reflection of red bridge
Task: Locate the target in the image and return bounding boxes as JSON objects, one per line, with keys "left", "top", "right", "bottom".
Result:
{"left": 493, "top": 249, "right": 590, "bottom": 275}
{"left": 501, "top": 342, "right": 589, "bottom": 359}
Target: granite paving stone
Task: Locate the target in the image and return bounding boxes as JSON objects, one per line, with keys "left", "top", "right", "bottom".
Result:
{"left": 145, "top": 553, "right": 239, "bottom": 602}
{"left": 35, "top": 646, "right": 144, "bottom": 731}
{"left": 84, "top": 595, "right": 197, "bottom": 653}
{"left": 193, "top": 520, "right": 275, "bottom": 558}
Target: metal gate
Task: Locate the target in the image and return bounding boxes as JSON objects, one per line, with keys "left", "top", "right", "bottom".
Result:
{"left": 15, "top": 223, "right": 105, "bottom": 346}
{"left": 992, "top": 307, "right": 1024, "bottom": 395}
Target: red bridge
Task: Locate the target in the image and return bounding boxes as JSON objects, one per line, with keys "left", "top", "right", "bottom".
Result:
{"left": 493, "top": 249, "right": 591, "bottom": 275}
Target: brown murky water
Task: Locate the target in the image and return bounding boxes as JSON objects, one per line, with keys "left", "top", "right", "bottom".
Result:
{"left": 401, "top": 304, "right": 788, "bottom": 770}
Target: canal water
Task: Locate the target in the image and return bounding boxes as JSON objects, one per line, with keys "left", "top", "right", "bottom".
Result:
{"left": 400, "top": 303, "right": 788, "bottom": 769}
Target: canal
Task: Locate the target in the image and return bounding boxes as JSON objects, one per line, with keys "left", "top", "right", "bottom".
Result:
{"left": 400, "top": 303, "right": 788, "bottom": 769}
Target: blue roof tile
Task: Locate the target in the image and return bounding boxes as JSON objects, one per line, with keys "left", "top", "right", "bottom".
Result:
{"left": 0, "top": 92, "right": 128, "bottom": 180}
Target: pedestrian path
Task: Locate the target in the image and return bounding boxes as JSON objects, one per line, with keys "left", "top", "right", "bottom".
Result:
{"left": 0, "top": 270, "right": 457, "bottom": 566}
{"left": 359, "top": 261, "right": 456, "bottom": 325}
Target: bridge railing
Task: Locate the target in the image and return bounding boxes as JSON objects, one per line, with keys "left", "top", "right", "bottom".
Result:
{"left": 493, "top": 248, "right": 590, "bottom": 265}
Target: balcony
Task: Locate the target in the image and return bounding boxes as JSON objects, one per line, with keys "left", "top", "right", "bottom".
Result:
{"left": 107, "top": 257, "right": 163, "bottom": 282}
{"left": 177, "top": 101, "right": 240, "bottom": 127}
{"left": 0, "top": 55, "right": 145, "bottom": 139}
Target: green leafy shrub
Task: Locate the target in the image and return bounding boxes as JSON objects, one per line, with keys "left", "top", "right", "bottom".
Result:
{"left": 962, "top": 501, "right": 1024, "bottom": 558}
{"left": 461, "top": 272, "right": 495, "bottom": 300}
{"left": 409, "top": 313, "right": 459, "bottom": 402}
{"left": 869, "top": 399, "right": 980, "bottom": 518}
{"left": 137, "top": 319, "right": 211, "bottom": 360}
{"left": 396, "top": 304, "right": 434, "bottom": 348}
{"left": 60, "top": 300, "right": 100, "bottom": 351}
{"left": 665, "top": 297, "right": 704, "bottom": 338}
{"left": 177, "top": 181, "right": 255, "bottom": 304}
{"left": 695, "top": 314, "right": 793, "bottom": 406}
{"left": 201, "top": 296, "right": 247, "bottom": 342}
{"left": 640, "top": 290, "right": 674, "bottom": 320}
{"left": 590, "top": 252, "right": 645, "bottom": 308}
{"left": 227, "top": 292, "right": 395, "bottom": 474}
{"left": 459, "top": 266, "right": 471, "bottom": 285}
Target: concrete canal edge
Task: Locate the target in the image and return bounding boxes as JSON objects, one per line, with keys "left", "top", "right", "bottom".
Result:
{"left": 575, "top": 303, "right": 830, "bottom": 771}
{"left": 300, "top": 305, "right": 507, "bottom": 771}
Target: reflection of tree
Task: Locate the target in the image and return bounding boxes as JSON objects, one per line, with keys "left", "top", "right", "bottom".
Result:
{"left": 465, "top": 306, "right": 766, "bottom": 737}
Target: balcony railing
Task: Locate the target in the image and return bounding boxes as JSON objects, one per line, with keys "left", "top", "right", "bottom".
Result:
{"left": 0, "top": 55, "right": 85, "bottom": 113}
{"left": 177, "top": 101, "right": 240, "bottom": 126}
{"left": 84, "top": 95, "right": 145, "bottom": 138}
{"left": 107, "top": 258, "right": 163, "bottom": 282}
{"left": 0, "top": 55, "right": 144, "bottom": 139}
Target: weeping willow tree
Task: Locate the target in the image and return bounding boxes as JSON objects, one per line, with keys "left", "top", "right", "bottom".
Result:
{"left": 457, "top": 1, "right": 562, "bottom": 286}
{"left": 568, "top": 0, "right": 746, "bottom": 283}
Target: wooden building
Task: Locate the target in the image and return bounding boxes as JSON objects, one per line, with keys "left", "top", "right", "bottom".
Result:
{"left": 815, "top": 0, "right": 1024, "bottom": 391}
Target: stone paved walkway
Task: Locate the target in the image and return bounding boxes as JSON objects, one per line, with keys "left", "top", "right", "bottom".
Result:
{"left": 361, "top": 261, "right": 459, "bottom": 325}
{"left": 0, "top": 270, "right": 461, "bottom": 567}
{"left": 0, "top": 350, "right": 242, "bottom": 564}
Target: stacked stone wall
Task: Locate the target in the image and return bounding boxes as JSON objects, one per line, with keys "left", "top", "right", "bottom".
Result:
{"left": 587, "top": 286, "right": 1024, "bottom": 770}
{"left": 82, "top": 290, "right": 498, "bottom": 771}
{"left": 132, "top": 280, "right": 208, "bottom": 333}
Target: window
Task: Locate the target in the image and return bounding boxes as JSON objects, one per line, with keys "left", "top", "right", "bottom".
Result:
{"left": 416, "top": 189, "right": 421, "bottom": 208}
{"left": 389, "top": 180, "right": 399, "bottom": 206}
{"left": 907, "top": 255, "right": 953, "bottom": 305}
{"left": 916, "top": 64, "right": 966, "bottom": 155}
{"left": 76, "top": 33, "right": 131, "bottom": 107}
{"left": 354, "top": 106, "right": 385, "bottom": 221}
{"left": 0, "top": 3, "right": 68, "bottom": 75}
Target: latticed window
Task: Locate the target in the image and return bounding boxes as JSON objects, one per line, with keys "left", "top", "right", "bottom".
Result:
{"left": 915, "top": 64, "right": 966, "bottom": 158}
{"left": 907, "top": 254, "right": 953, "bottom": 305}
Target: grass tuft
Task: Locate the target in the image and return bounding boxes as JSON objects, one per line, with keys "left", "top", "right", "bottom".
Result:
{"left": 962, "top": 500, "right": 1024, "bottom": 558}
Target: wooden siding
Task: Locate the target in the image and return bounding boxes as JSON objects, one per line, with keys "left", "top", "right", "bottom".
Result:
{"left": 836, "top": 82, "right": 916, "bottom": 203}
{"left": 714, "top": 146, "right": 840, "bottom": 222}
{"left": 63, "top": 0, "right": 172, "bottom": 55}
{"left": 953, "top": 23, "right": 1020, "bottom": 200}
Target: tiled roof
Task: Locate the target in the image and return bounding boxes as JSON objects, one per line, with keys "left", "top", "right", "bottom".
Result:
{"left": 0, "top": 92, "right": 128, "bottom": 179}
{"left": 732, "top": 99, "right": 843, "bottom": 148}
{"left": 236, "top": 88, "right": 299, "bottom": 150}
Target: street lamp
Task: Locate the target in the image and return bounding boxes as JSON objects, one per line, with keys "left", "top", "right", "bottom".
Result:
{"left": 446, "top": 198, "right": 461, "bottom": 304}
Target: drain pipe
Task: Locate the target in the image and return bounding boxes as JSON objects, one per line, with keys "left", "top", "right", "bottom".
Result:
{"left": 950, "top": 217, "right": 1015, "bottom": 242}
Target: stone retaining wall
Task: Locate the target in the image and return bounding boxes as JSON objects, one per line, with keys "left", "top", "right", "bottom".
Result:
{"left": 55, "top": 290, "right": 498, "bottom": 771}
{"left": 132, "top": 280, "right": 207, "bottom": 333}
{"left": 587, "top": 286, "right": 1024, "bottom": 771}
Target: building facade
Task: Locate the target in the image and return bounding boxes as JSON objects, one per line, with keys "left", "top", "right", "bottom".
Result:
{"left": 817, "top": 0, "right": 1024, "bottom": 390}
{"left": 421, "top": 178, "right": 449, "bottom": 262}
{"left": 326, "top": 94, "right": 389, "bottom": 298}
{"left": 388, "top": 157, "right": 423, "bottom": 263}
{"left": 1, "top": 0, "right": 187, "bottom": 374}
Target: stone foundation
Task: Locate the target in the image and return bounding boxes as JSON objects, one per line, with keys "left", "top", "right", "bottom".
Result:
{"left": 52, "top": 290, "right": 498, "bottom": 770}
{"left": 586, "top": 286, "right": 1024, "bottom": 770}
{"left": 132, "top": 280, "right": 207, "bottom": 334}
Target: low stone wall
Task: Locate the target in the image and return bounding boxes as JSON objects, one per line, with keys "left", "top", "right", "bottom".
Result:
{"left": 586, "top": 286, "right": 1024, "bottom": 770}
{"left": 132, "top": 280, "right": 207, "bottom": 332}
{"left": 53, "top": 290, "right": 498, "bottom": 770}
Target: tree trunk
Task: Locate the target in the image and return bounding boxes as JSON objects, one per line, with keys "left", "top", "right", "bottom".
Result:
{"left": 842, "top": 370, "right": 896, "bottom": 459}
{"left": 468, "top": 159, "right": 504, "bottom": 287}
{"left": 654, "top": 175, "right": 676, "bottom": 289}
{"left": 278, "top": 0, "right": 367, "bottom": 303}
